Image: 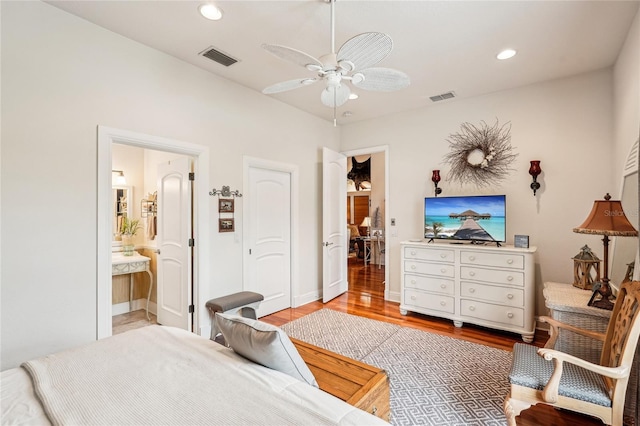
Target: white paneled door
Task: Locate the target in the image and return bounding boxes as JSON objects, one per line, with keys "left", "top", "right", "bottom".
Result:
{"left": 322, "top": 147, "right": 348, "bottom": 302}
{"left": 247, "top": 166, "right": 292, "bottom": 316}
{"left": 156, "top": 157, "right": 192, "bottom": 330}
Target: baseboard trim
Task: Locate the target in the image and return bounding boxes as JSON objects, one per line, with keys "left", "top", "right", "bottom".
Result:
{"left": 112, "top": 299, "right": 157, "bottom": 316}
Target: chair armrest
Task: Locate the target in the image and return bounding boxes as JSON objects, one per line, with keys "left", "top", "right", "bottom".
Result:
{"left": 536, "top": 347, "right": 630, "bottom": 403}
{"left": 539, "top": 316, "right": 606, "bottom": 349}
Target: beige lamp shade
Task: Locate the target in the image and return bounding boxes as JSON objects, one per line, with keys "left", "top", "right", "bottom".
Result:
{"left": 360, "top": 217, "right": 372, "bottom": 227}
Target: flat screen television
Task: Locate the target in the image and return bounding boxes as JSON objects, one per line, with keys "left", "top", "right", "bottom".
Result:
{"left": 424, "top": 195, "right": 506, "bottom": 245}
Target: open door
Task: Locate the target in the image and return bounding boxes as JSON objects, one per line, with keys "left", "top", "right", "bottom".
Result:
{"left": 156, "top": 157, "right": 192, "bottom": 329}
{"left": 322, "top": 147, "right": 348, "bottom": 302}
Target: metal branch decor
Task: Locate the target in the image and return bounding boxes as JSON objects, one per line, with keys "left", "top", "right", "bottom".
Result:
{"left": 443, "top": 120, "right": 518, "bottom": 188}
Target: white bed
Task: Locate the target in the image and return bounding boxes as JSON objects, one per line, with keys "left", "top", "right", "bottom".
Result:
{"left": 1, "top": 325, "right": 387, "bottom": 425}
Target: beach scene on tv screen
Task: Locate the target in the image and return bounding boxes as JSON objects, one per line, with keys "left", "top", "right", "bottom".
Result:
{"left": 424, "top": 195, "right": 506, "bottom": 242}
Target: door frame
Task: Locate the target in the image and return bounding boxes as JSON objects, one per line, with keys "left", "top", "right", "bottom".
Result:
{"left": 97, "top": 126, "right": 210, "bottom": 339}
{"left": 342, "top": 145, "right": 390, "bottom": 300}
{"left": 242, "top": 156, "right": 299, "bottom": 310}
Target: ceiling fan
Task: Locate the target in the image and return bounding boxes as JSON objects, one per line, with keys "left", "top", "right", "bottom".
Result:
{"left": 261, "top": 0, "right": 410, "bottom": 120}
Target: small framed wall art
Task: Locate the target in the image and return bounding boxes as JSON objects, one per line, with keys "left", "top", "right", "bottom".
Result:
{"left": 514, "top": 235, "right": 529, "bottom": 248}
{"left": 219, "top": 218, "right": 235, "bottom": 233}
{"left": 219, "top": 198, "right": 234, "bottom": 213}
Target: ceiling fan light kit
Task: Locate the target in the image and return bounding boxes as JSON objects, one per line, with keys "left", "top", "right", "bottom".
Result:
{"left": 261, "top": 0, "right": 410, "bottom": 122}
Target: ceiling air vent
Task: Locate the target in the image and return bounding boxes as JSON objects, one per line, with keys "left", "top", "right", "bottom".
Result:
{"left": 429, "top": 91, "right": 456, "bottom": 102}
{"left": 199, "top": 46, "right": 239, "bottom": 67}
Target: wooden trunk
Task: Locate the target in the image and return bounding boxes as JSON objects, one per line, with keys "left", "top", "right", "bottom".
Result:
{"left": 291, "top": 337, "right": 390, "bottom": 422}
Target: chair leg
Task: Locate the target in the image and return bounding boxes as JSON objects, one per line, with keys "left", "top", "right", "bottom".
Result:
{"left": 504, "top": 394, "right": 532, "bottom": 426}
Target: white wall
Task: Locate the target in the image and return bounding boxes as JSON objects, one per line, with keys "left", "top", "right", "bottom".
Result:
{"left": 340, "top": 69, "right": 622, "bottom": 315}
{"left": 613, "top": 10, "right": 640, "bottom": 176}
{"left": 0, "top": 1, "right": 337, "bottom": 370}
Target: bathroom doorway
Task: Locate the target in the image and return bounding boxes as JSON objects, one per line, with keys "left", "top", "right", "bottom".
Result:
{"left": 97, "top": 126, "right": 210, "bottom": 339}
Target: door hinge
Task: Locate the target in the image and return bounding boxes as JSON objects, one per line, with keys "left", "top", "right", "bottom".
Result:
{"left": 189, "top": 172, "right": 195, "bottom": 181}
{"left": 189, "top": 238, "right": 195, "bottom": 247}
{"left": 188, "top": 304, "right": 195, "bottom": 314}
{"left": 249, "top": 249, "right": 252, "bottom": 255}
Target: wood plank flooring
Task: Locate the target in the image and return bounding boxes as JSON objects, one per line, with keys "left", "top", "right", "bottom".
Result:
{"left": 262, "top": 257, "right": 609, "bottom": 426}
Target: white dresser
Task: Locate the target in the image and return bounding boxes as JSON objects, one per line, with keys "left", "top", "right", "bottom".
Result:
{"left": 400, "top": 241, "right": 537, "bottom": 342}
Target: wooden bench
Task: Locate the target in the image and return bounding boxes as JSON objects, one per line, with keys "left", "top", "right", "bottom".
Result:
{"left": 291, "top": 337, "right": 390, "bottom": 422}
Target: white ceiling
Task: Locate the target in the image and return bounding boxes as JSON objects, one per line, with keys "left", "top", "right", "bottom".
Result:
{"left": 46, "top": 0, "right": 639, "bottom": 124}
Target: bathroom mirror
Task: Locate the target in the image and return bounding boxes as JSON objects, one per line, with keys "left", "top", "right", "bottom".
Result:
{"left": 610, "top": 139, "right": 639, "bottom": 288}
{"left": 112, "top": 185, "right": 132, "bottom": 242}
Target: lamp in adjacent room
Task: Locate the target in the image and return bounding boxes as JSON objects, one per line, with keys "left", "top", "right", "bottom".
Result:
{"left": 431, "top": 170, "right": 442, "bottom": 197}
{"left": 573, "top": 193, "right": 638, "bottom": 309}
{"left": 528, "top": 161, "right": 541, "bottom": 195}
{"left": 360, "top": 216, "right": 372, "bottom": 237}
{"left": 112, "top": 170, "right": 126, "bottom": 186}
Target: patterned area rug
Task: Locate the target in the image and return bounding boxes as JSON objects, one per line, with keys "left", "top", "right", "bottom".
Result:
{"left": 281, "top": 309, "right": 512, "bottom": 426}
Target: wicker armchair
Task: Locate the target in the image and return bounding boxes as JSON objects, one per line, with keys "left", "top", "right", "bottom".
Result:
{"left": 504, "top": 280, "right": 640, "bottom": 425}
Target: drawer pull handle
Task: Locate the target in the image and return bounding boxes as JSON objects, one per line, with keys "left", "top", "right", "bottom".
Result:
{"left": 440, "top": 284, "right": 447, "bottom": 289}
{"left": 411, "top": 250, "right": 416, "bottom": 255}
{"left": 469, "top": 305, "right": 476, "bottom": 311}
{"left": 507, "top": 276, "right": 513, "bottom": 281}
{"left": 440, "top": 268, "right": 447, "bottom": 274}
{"left": 411, "top": 295, "right": 416, "bottom": 301}
{"left": 411, "top": 265, "right": 416, "bottom": 270}
{"left": 440, "top": 301, "right": 446, "bottom": 306}
{"left": 440, "top": 253, "right": 447, "bottom": 258}
{"left": 469, "top": 271, "right": 475, "bottom": 277}
{"left": 411, "top": 280, "right": 416, "bottom": 284}
{"left": 469, "top": 288, "right": 475, "bottom": 293}
{"left": 371, "top": 407, "right": 377, "bottom": 415}
{"left": 507, "top": 259, "right": 514, "bottom": 264}
{"left": 507, "top": 294, "right": 514, "bottom": 299}
{"left": 507, "top": 312, "right": 514, "bottom": 319}
{"left": 469, "top": 256, "right": 475, "bottom": 261}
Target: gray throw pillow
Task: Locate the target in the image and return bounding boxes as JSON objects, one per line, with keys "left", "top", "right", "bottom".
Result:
{"left": 215, "top": 313, "right": 318, "bottom": 388}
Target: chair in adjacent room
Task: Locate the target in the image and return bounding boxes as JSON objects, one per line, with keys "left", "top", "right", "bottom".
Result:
{"left": 504, "top": 280, "right": 640, "bottom": 426}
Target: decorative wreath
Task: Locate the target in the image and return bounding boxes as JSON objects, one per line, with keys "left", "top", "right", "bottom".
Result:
{"left": 442, "top": 120, "right": 518, "bottom": 188}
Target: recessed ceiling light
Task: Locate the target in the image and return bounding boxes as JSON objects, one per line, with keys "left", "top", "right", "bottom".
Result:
{"left": 199, "top": 4, "right": 223, "bottom": 21}
{"left": 348, "top": 93, "right": 359, "bottom": 100}
{"left": 497, "top": 49, "right": 517, "bottom": 60}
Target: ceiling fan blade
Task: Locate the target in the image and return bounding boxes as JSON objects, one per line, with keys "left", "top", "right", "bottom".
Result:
{"left": 321, "top": 84, "right": 351, "bottom": 108}
{"left": 352, "top": 67, "right": 410, "bottom": 92}
{"left": 262, "top": 44, "right": 323, "bottom": 70}
{"left": 337, "top": 32, "right": 393, "bottom": 71}
{"left": 262, "top": 78, "right": 318, "bottom": 94}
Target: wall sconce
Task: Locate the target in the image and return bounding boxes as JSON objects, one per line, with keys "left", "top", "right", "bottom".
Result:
{"left": 528, "top": 161, "right": 541, "bottom": 196}
{"left": 431, "top": 170, "right": 442, "bottom": 197}
{"left": 112, "top": 170, "right": 126, "bottom": 186}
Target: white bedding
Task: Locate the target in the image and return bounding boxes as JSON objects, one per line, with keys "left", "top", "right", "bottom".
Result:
{"left": 1, "top": 325, "right": 387, "bottom": 425}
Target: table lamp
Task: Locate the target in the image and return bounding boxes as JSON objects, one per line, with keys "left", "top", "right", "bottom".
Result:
{"left": 573, "top": 193, "right": 638, "bottom": 309}
{"left": 360, "top": 216, "right": 372, "bottom": 237}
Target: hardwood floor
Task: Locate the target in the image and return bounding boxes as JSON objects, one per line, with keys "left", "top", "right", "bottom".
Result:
{"left": 262, "top": 257, "right": 608, "bottom": 426}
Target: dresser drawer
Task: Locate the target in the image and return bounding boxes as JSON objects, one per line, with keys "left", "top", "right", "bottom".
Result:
{"left": 404, "top": 289, "right": 454, "bottom": 314}
{"left": 460, "top": 299, "right": 524, "bottom": 327}
{"left": 460, "top": 266, "right": 524, "bottom": 287}
{"left": 460, "top": 281, "right": 524, "bottom": 307}
{"left": 404, "top": 261, "right": 455, "bottom": 278}
{"left": 403, "top": 246, "right": 454, "bottom": 263}
{"left": 460, "top": 250, "right": 524, "bottom": 270}
{"left": 404, "top": 274, "right": 454, "bottom": 296}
